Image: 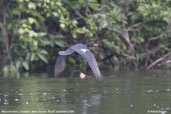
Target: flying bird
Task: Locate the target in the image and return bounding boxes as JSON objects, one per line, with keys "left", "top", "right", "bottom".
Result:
{"left": 55, "top": 42, "right": 103, "bottom": 80}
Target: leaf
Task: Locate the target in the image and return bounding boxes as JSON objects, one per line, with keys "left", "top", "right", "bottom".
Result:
{"left": 55, "top": 34, "right": 64, "bottom": 39}
{"left": 31, "top": 53, "right": 36, "bottom": 61}
{"left": 60, "top": 23, "right": 65, "bottom": 29}
{"left": 12, "top": 9, "right": 20, "bottom": 15}
{"left": 28, "top": 2, "right": 36, "bottom": 9}
{"left": 55, "top": 41, "right": 64, "bottom": 47}
{"left": 37, "top": 52, "right": 48, "bottom": 63}
{"left": 16, "top": 60, "right": 21, "bottom": 69}
{"left": 37, "top": 32, "right": 47, "bottom": 36}
{"left": 31, "top": 11, "right": 45, "bottom": 22}
{"left": 3, "top": 66, "right": 9, "bottom": 77}
{"left": 23, "top": 61, "right": 29, "bottom": 70}
{"left": 90, "top": 3, "right": 100, "bottom": 10}
{"left": 28, "top": 17, "right": 37, "bottom": 24}
{"left": 40, "top": 50, "right": 48, "bottom": 55}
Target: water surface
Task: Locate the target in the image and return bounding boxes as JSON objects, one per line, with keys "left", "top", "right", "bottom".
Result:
{"left": 0, "top": 70, "right": 171, "bottom": 114}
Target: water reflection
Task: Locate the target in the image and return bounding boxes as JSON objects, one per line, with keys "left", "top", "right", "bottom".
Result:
{"left": 81, "top": 94, "right": 101, "bottom": 114}
{"left": 0, "top": 70, "right": 170, "bottom": 114}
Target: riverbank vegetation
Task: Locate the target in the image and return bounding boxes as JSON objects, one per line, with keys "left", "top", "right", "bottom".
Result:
{"left": 0, "top": 0, "right": 171, "bottom": 77}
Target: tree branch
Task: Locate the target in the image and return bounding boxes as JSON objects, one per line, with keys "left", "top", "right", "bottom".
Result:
{"left": 128, "top": 21, "right": 146, "bottom": 31}
{"left": 0, "top": 13, "right": 11, "bottom": 61}
{"left": 147, "top": 52, "right": 171, "bottom": 70}
{"left": 149, "top": 26, "right": 170, "bottom": 41}
{"left": 108, "top": 27, "right": 123, "bottom": 35}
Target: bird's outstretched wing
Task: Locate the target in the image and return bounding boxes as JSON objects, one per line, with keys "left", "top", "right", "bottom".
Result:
{"left": 71, "top": 43, "right": 103, "bottom": 80}
{"left": 55, "top": 55, "right": 66, "bottom": 78}
{"left": 58, "top": 49, "right": 74, "bottom": 55}
{"left": 55, "top": 49, "right": 74, "bottom": 78}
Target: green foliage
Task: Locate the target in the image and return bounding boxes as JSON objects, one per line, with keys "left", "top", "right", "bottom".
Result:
{"left": 0, "top": 0, "right": 171, "bottom": 77}
{"left": 0, "top": 0, "right": 70, "bottom": 76}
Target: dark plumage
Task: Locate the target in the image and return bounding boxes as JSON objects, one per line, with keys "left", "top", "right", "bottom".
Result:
{"left": 55, "top": 43, "right": 103, "bottom": 80}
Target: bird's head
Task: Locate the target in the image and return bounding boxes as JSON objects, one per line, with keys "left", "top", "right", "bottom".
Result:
{"left": 86, "top": 40, "right": 102, "bottom": 47}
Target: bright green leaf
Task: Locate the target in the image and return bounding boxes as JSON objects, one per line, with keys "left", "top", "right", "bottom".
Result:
{"left": 23, "top": 61, "right": 29, "bottom": 70}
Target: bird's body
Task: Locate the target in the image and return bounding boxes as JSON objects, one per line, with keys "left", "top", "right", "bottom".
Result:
{"left": 55, "top": 43, "right": 103, "bottom": 80}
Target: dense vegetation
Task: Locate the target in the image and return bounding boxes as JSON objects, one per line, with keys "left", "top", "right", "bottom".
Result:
{"left": 0, "top": 0, "right": 171, "bottom": 77}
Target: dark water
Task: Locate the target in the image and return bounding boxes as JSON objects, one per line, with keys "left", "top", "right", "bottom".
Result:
{"left": 0, "top": 70, "right": 171, "bottom": 114}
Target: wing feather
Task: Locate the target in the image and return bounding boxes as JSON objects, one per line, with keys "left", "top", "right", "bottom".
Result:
{"left": 55, "top": 55, "right": 66, "bottom": 78}
{"left": 71, "top": 44, "right": 103, "bottom": 80}
{"left": 58, "top": 49, "right": 74, "bottom": 55}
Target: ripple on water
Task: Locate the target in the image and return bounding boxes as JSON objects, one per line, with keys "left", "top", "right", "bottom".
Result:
{"left": 43, "top": 93, "right": 47, "bottom": 95}
{"left": 18, "top": 93, "right": 23, "bottom": 96}
{"left": 147, "top": 90, "right": 153, "bottom": 93}
{"left": 25, "top": 101, "right": 29, "bottom": 104}
{"left": 130, "top": 104, "right": 134, "bottom": 108}
{"left": 15, "top": 98, "right": 19, "bottom": 101}
{"left": 4, "top": 93, "right": 10, "bottom": 97}
{"left": 166, "top": 89, "right": 171, "bottom": 92}
{"left": 153, "top": 104, "right": 157, "bottom": 107}
{"left": 56, "top": 98, "right": 62, "bottom": 104}
{"left": 3, "top": 99, "right": 9, "bottom": 105}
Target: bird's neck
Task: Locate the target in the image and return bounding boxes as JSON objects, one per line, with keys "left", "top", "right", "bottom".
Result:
{"left": 86, "top": 42, "right": 96, "bottom": 47}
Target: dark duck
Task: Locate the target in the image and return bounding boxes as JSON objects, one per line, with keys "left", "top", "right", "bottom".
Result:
{"left": 55, "top": 41, "right": 103, "bottom": 80}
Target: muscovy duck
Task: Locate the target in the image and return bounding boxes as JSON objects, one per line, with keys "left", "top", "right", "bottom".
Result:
{"left": 55, "top": 42, "right": 103, "bottom": 80}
